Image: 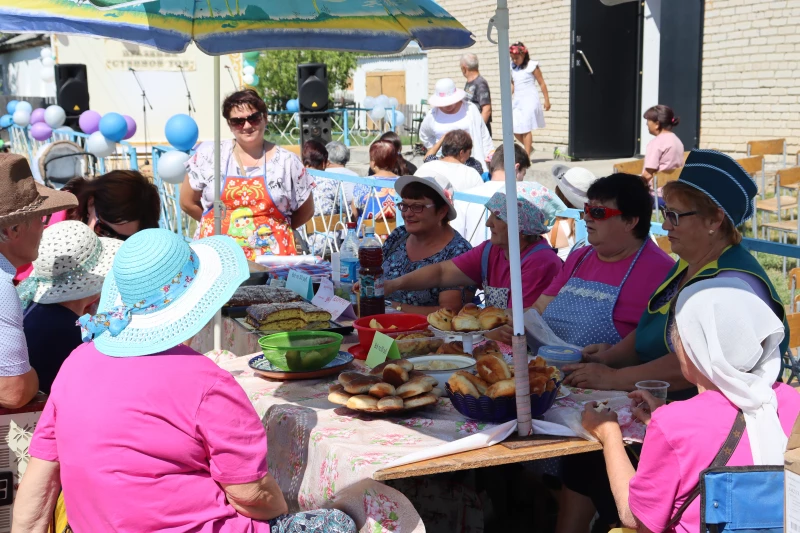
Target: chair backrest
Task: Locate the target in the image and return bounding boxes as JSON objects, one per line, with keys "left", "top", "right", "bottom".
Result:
{"left": 787, "top": 312, "right": 800, "bottom": 349}
{"left": 747, "top": 139, "right": 786, "bottom": 157}
{"left": 683, "top": 151, "right": 691, "bottom": 161}
{"left": 304, "top": 213, "right": 346, "bottom": 235}
{"left": 281, "top": 144, "right": 302, "bottom": 157}
{"left": 654, "top": 167, "right": 682, "bottom": 184}
{"left": 612, "top": 159, "right": 644, "bottom": 175}
{"left": 777, "top": 167, "right": 800, "bottom": 189}
{"left": 654, "top": 236, "right": 672, "bottom": 254}
{"left": 362, "top": 217, "right": 396, "bottom": 237}
{"left": 736, "top": 155, "right": 765, "bottom": 176}
{"left": 702, "top": 467, "right": 783, "bottom": 533}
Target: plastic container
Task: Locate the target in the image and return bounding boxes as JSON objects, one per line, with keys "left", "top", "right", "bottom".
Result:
{"left": 258, "top": 331, "right": 343, "bottom": 371}
{"left": 358, "top": 226, "right": 384, "bottom": 318}
{"left": 340, "top": 222, "right": 360, "bottom": 310}
{"left": 445, "top": 378, "right": 562, "bottom": 423}
{"left": 353, "top": 313, "right": 429, "bottom": 349}
{"left": 636, "top": 380, "right": 670, "bottom": 400}
{"left": 538, "top": 346, "right": 583, "bottom": 375}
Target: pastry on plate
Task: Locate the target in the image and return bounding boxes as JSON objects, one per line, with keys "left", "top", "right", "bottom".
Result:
{"left": 346, "top": 394, "right": 379, "bottom": 411}
{"left": 404, "top": 393, "right": 438, "bottom": 409}
{"left": 452, "top": 370, "right": 489, "bottom": 395}
{"left": 338, "top": 372, "right": 382, "bottom": 394}
{"left": 478, "top": 307, "right": 508, "bottom": 330}
{"left": 460, "top": 303, "right": 481, "bottom": 317}
{"left": 452, "top": 315, "right": 481, "bottom": 332}
{"left": 447, "top": 373, "right": 481, "bottom": 398}
{"left": 427, "top": 308, "right": 455, "bottom": 330}
{"left": 436, "top": 341, "right": 466, "bottom": 356}
{"left": 476, "top": 355, "right": 512, "bottom": 384}
{"left": 377, "top": 396, "right": 404, "bottom": 412}
{"left": 486, "top": 378, "right": 515, "bottom": 399}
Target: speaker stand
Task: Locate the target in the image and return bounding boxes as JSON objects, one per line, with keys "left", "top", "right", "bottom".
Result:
{"left": 130, "top": 69, "right": 153, "bottom": 166}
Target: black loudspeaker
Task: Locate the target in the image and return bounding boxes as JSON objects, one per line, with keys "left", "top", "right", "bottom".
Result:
{"left": 297, "top": 63, "right": 331, "bottom": 146}
{"left": 55, "top": 64, "right": 89, "bottom": 130}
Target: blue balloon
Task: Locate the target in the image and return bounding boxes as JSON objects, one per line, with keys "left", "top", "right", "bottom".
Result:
{"left": 165, "top": 114, "right": 199, "bottom": 152}
{"left": 0, "top": 115, "right": 13, "bottom": 129}
{"left": 15, "top": 101, "right": 32, "bottom": 115}
{"left": 286, "top": 99, "right": 299, "bottom": 113}
{"left": 99, "top": 112, "right": 128, "bottom": 142}
{"left": 5, "top": 100, "right": 18, "bottom": 115}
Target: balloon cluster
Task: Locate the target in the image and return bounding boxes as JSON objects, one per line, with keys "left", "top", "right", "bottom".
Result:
{"left": 40, "top": 47, "right": 55, "bottom": 83}
{"left": 78, "top": 109, "right": 137, "bottom": 157}
{"left": 362, "top": 94, "right": 404, "bottom": 126}
{"left": 242, "top": 51, "right": 260, "bottom": 87}
{"left": 2, "top": 101, "right": 74, "bottom": 141}
{"left": 157, "top": 114, "right": 199, "bottom": 184}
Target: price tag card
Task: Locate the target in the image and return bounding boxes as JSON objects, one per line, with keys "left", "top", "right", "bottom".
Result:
{"left": 311, "top": 279, "right": 356, "bottom": 321}
{"left": 365, "top": 331, "right": 401, "bottom": 368}
{"left": 286, "top": 269, "right": 314, "bottom": 300}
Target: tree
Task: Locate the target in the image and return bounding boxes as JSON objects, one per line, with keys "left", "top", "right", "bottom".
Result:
{"left": 254, "top": 50, "right": 356, "bottom": 111}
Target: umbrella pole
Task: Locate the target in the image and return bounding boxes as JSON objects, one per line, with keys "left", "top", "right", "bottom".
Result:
{"left": 494, "top": 0, "right": 532, "bottom": 436}
{"left": 213, "top": 56, "right": 223, "bottom": 352}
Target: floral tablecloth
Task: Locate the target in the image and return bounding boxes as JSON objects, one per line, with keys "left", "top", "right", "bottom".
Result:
{"left": 218, "top": 352, "right": 646, "bottom": 533}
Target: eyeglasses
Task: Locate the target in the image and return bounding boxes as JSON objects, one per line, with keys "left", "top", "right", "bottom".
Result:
{"left": 397, "top": 202, "right": 434, "bottom": 214}
{"left": 94, "top": 220, "right": 131, "bottom": 241}
{"left": 228, "top": 111, "right": 264, "bottom": 129}
{"left": 583, "top": 203, "right": 623, "bottom": 221}
{"left": 660, "top": 207, "right": 697, "bottom": 227}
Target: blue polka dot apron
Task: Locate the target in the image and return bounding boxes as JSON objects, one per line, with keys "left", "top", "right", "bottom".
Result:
{"left": 541, "top": 242, "right": 646, "bottom": 347}
{"left": 481, "top": 240, "right": 554, "bottom": 309}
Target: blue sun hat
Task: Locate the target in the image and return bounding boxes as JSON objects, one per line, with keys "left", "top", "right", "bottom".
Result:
{"left": 485, "top": 182, "right": 567, "bottom": 235}
{"left": 78, "top": 229, "right": 248, "bottom": 357}
{"left": 678, "top": 149, "right": 758, "bottom": 226}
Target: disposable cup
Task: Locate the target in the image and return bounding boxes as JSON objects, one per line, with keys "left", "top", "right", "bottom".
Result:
{"left": 635, "top": 380, "right": 670, "bottom": 400}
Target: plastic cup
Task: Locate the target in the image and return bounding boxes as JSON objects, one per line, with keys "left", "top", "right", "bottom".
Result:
{"left": 636, "top": 380, "right": 670, "bottom": 400}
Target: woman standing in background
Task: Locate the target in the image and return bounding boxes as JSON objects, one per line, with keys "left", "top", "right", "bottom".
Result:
{"left": 510, "top": 42, "right": 550, "bottom": 156}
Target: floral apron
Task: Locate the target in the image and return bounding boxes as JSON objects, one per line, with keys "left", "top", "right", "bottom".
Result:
{"left": 480, "top": 240, "right": 553, "bottom": 309}
{"left": 541, "top": 242, "right": 646, "bottom": 347}
{"left": 199, "top": 143, "right": 296, "bottom": 261}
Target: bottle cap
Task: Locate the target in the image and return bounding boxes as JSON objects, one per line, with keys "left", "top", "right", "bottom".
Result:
{"left": 347, "top": 222, "right": 357, "bottom": 229}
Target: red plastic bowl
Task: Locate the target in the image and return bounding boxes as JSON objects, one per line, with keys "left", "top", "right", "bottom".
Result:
{"left": 353, "top": 313, "right": 430, "bottom": 349}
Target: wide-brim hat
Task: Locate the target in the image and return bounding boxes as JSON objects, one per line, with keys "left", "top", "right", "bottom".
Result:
{"left": 18, "top": 221, "right": 121, "bottom": 308}
{"left": 678, "top": 149, "right": 758, "bottom": 226}
{"left": 486, "top": 182, "right": 567, "bottom": 235}
{"left": 0, "top": 154, "right": 77, "bottom": 227}
{"left": 551, "top": 164, "right": 598, "bottom": 208}
{"left": 429, "top": 78, "right": 467, "bottom": 108}
{"left": 395, "top": 174, "right": 458, "bottom": 221}
{"left": 92, "top": 230, "right": 248, "bottom": 357}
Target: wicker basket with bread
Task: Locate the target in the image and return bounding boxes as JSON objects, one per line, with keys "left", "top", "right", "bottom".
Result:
{"left": 427, "top": 304, "right": 509, "bottom": 333}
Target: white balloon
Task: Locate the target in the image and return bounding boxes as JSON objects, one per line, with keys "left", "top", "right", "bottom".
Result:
{"left": 15, "top": 101, "right": 32, "bottom": 115}
{"left": 242, "top": 65, "right": 255, "bottom": 76}
{"left": 157, "top": 150, "right": 191, "bottom": 184}
{"left": 393, "top": 111, "right": 406, "bottom": 127}
{"left": 388, "top": 97, "right": 399, "bottom": 109}
{"left": 86, "top": 131, "right": 116, "bottom": 158}
{"left": 243, "top": 73, "right": 255, "bottom": 85}
{"left": 40, "top": 47, "right": 52, "bottom": 60}
{"left": 363, "top": 96, "right": 376, "bottom": 110}
{"left": 41, "top": 69, "right": 55, "bottom": 83}
{"left": 376, "top": 95, "right": 391, "bottom": 108}
{"left": 370, "top": 105, "right": 386, "bottom": 121}
{"left": 42, "top": 57, "right": 55, "bottom": 68}
{"left": 55, "top": 126, "right": 74, "bottom": 134}
{"left": 44, "top": 105, "right": 66, "bottom": 128}
{"left": 13, "top": 110, "right": 31, "bottom": 127}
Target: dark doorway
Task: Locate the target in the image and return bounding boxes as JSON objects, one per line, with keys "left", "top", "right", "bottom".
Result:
{"left": 568, "top": 0, "right": 643, "bottom": 160}
{"left": 659, "top": 0, "right": 704, "bottom": 150}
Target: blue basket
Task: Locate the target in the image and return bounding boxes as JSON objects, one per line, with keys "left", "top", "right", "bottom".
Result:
{"left": 445, "top": 379, "right": 562, "bottom": 423}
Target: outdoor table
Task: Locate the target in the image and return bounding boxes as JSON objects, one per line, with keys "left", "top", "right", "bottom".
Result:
{"left": 218, "top": 343, "right": 642, "bottom": 533}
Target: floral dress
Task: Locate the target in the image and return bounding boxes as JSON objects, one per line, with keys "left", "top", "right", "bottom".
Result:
{"left": 382, "top": 226, "right": 473, "bottom": 307}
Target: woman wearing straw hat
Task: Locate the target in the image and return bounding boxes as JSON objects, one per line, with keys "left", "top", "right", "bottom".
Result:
{"left": 581, "top": 278, "right": 800, "bottom": 533}
{"left": 18, "top": 221, "right": 121, "bottom": 393}
{"left": 419, "top": 78, "right": 494, "bottom": 172}
{"left": 13, "top": 229, "right": 356, "bottom": 533}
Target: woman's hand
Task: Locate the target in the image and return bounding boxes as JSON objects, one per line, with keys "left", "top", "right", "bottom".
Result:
{"left": 544, "top": 100, "right": 551, "bottom": 112}
{"left": 563, "top": 363, "right": 619, "bottom": 390}
{"left": 351, "top": 281, "right": 360, "bottom": 294}
{"left": 582, "top": 343, "right": 612, "bottom": 363}
{"left": 484, "top": 324, "right": 513, "bottom": 345}
{"left": 581, "top": 402, "right": 621, "bottom": 444}
{"left": 628, "top": 390, "right": 666, "bottom": 426}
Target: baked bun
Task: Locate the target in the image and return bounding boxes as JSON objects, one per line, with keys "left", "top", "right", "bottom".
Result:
{"left": 476, "top": 355, "right": 512, "bottom": 384}
{"left": 369, "top": 382, "right": 396, "bottom": 398}
{"left": 329, "top": 383, "right": 345, "bottom": 393}
{"left": 473, "top": 341, "right": 502, "bottom": 359}
{"left": 452, "top": 315, "right": 481, "bottom": 332}
{"left": 346, "top": 394, "right": 378, "bottom": 411}
{"left": 447, "top": 373, "right": 480, "bottom": 397}
{"left": 428, "top": 308, "right": 455, "bottom": 331}
{"left": 338, "top": 372, "right": 382, "bottom": 394}
{"left": 377, "top": 396, "right": 404, "bottom": 412}
{"left": 478, "top": 308, "right": 508, "bottom": 330}
{"left": 460, "top": 303, "right": 480, "bottom": 317}
{"left": 436, "top": 341, "right": 466, "bottom": 356}
{"left": 486, "top": 378, "right": 515, "bottom": 399}
{"left": 368, "top": 359, "right": 412, "bottom": 376}
{"left": 528, "top": 374, "right": 549, "bottom": 395}
{"left": 328, "top": 390, "right": 352, "bottom": 405}
{"left": 382, "top": 364, "right": 410, "bottom": 387}
{"left": 453, "top": 370, "right": 489, "bottom": 395}
{"left": 396, "top": 377, "right": 434, "bottom": 398}
{"left": 403, "top": 393, "right": 437, "bottom": 409}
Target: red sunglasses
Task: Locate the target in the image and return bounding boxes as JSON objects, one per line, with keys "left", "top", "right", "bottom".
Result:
{"left": 228, "top": 111, "right": 264, "bottom": 129}
{"left": 583, "top": 203, "right": 623, "bottom": 221}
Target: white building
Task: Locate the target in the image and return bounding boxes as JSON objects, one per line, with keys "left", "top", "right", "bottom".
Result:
{"left": 0, "top": 34, "right": 55, "bottom": 100}
{"left": 352, "top": 42, "right": 428, "bottom": 109}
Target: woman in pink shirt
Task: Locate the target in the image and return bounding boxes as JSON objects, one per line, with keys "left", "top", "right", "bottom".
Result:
{"left": 582, "top": 278, "right": 799, "bottom": 533}
{"left": 13, "top": 229, "right": 356, "bottom": 533}
{"left": 642, "top": 105, "right": 685, "bottom": 184}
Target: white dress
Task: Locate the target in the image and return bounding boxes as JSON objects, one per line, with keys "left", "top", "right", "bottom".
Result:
{"left": 511, "top": 61, "right": 545, "bottom": 134}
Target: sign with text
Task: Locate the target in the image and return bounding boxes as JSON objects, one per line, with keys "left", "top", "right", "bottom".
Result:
{"left": 365, "top": 331, "right": 401, "bottom": 368}
{"left": 286, "top": 269, "right": 314, "bottom": 300}
{"left": 105, "top": 40, "right": 196, "bottom": 71}
{"left": 311, "top": 279, "right": 356, "bottom": 321}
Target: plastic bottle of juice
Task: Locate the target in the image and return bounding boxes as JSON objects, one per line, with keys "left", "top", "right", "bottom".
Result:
{"left": 339, "top": 222, "right": 360, "bottom": 309}
{"left": 358, "top": 226, "right": 385, "bottom": 318}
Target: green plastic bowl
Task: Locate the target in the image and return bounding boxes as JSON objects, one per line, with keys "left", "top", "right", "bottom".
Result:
{"left": 258, "top": 331, "right": 344, "bottom": 372}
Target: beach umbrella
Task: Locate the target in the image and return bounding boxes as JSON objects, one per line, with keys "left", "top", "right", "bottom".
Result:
{"left": 0, "top": 0, "right": 474, "bottom": 353}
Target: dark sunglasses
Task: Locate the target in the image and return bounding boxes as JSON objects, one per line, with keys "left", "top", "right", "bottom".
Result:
{"left": 660, "top": 207, "right": 697, "bottom": 227}
{"left": 94, "top": 220, "right": 131, "bottom": 241}
{"left": 228, "top": 111, "right": 264, "bottom": 129}
{"left": 583, "top": 203, "right": 623, "bottom": 221}
{"left": 396, "top": 202, "right": 434, "bottom": 214}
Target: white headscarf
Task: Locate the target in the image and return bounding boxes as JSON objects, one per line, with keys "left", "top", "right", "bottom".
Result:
{"left": 675, "top": 277, "right": 786, "bottom": 465}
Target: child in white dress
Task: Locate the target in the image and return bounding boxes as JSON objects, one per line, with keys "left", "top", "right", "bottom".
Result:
{"left": 510, "top": 42, "right": 550, "bottom": 155}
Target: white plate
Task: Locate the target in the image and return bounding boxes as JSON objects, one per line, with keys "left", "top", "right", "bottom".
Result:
{"left": 408, "top": 355, "right": 476, "bottom": 384}
{"left": 427, "top": 325, "right": 504, "bottom": 337}
{"left": 558, "top": 387, "right": 572, "bottom": 399}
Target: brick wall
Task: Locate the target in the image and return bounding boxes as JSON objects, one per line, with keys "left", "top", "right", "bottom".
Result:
{"left": 427, "top": 0, "right": 571, "bottom": 152}
{"left": 701, "top": 0, "right": 800, "bottom": 161}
